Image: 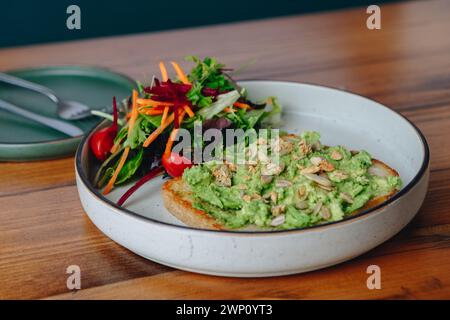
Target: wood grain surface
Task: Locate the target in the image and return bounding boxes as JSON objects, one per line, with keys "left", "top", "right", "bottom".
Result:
{"left": 1, "top": 0, "right": 450, "bottom": 299}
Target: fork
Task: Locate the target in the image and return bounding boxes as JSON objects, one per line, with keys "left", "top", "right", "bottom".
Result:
{"left": 0, "top": 72, "right": 109, "bottom": 120}
{"left": 0, "top": 98, "right": 84, "bottom": 137}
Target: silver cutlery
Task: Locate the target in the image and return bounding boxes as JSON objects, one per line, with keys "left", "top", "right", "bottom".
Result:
{"left": 0, "top": 72, "right": 104, "bottom": 120}
{"left": 0, "top": 98, "right": 84, "bottom": 137}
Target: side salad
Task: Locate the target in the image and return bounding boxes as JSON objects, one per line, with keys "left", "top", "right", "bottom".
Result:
{"left": 90, "top": 56, "right": 282, "bottom": 205}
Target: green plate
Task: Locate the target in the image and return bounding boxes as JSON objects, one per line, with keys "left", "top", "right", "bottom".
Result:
{"left": 0, "top": 66, "right": 136, "bottom": 161}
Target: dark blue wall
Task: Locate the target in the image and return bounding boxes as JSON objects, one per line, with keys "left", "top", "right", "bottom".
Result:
{"left": 0, "top": 0, "right": 399, "bottom": 48}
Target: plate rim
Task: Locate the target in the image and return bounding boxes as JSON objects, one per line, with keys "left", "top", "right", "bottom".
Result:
{"left": 75, "top": 80, "right": 430, "bottom": 235}
{"left": 0, "top": 65, "right": 136, "bottom": 146}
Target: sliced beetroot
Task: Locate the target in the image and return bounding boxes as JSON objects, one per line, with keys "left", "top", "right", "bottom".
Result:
{"left": 144, "top": 79, "right": 228, "bottom": 105}
{"left": 201, "top": 87, "right": 220, "bottom": 96}
{"left": 202, "top": 117, "right": 233, "bottom": 130}
{"left": 117, "top": 166, "right": 164, "bottom": 206}
{"left": 173, "top": 105, "right": 180, "bottom": 129}
{"left": 111, "top": 96, "right": 118, "bottom": 130}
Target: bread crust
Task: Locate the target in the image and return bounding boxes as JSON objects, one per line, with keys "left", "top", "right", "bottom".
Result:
{"left": 162, "top": 158, "right": 399, "bottom": 231}
{"left": 162, "top": 178, "right": 226, "bottom": 230}
{"left": 352, "top": 159, "right": 399, "bottom": 215}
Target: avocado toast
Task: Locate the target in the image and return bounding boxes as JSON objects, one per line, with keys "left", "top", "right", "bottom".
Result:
{"left": 162, "top": 131, "right": 402, "bottom": 231}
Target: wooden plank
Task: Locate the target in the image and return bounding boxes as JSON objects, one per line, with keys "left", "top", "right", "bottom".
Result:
{"left": 0, "top": 0, "right": 449, "bottom": 299}
{"left": 0, "top": 165, "right": 449, "bottom": 299}
{"left": 0, "top": 185, "right": 171, "bottom": 299}
{"left": 403, "top": 104, "right": 450, "bottom": 172}
{"left": 0, "top": 157, "right": 75, "bottom": 197}
{"left": 0, "top": 1, "right": 448, "bottom": 113}
{"left": 48, "top": 245, "right": 450, "bottom": 300}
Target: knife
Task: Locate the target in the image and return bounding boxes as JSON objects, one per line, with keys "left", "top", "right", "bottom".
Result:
{"left": 0, "top": 98, "right": 84, "bottom": 137}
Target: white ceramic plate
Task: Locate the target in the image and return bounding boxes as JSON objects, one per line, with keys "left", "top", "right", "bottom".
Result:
{"left": 76, "top": 81, "right": 429, "bottom": 277}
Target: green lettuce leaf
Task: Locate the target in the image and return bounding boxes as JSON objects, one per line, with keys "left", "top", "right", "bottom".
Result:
{"left": 198, "top": 90, "right": 240, "bottom": 119}
{"left": 115, "top": 148, "right": 144, "bottom": 184}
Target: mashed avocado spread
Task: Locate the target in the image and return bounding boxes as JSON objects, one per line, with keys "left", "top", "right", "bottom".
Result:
{"left": 182, "top": 131, "right": 402, "bottom": 230}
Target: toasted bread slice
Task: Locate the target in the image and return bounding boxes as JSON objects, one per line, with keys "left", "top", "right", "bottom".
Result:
{"left": 162, "top": 178, "right": 226, "bottom": 230}
{"left": 162, "top": 158, "right": 400, "bottom": 231}
{"left": 352, "top": 159, "right": 399, "bottom": 215}
{"left": 162, "top": 178, "right": 264, "bottom": 231}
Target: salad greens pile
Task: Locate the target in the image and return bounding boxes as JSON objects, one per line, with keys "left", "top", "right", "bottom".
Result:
{"left": 91, "top": 56, "right": 282, "bottom": 196}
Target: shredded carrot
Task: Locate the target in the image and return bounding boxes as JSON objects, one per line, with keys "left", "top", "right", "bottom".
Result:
{"left": 103, "top": 146, "right": 130, "bottom": 195}
{"left": 183, "top": 105, "right": 195, "bottom": 118}
{"left": 127, "top": 90, "right": 139, "bottom": 133}
{"left": 233, "top": 102, "right": 251, "bottom": 109}
{"left": 164, "top": 111, "right": 186, "bottom": 155}
{"left": 145, "top": 111, "right": 164, "bottom": 116}
{"left": 103, "top": 90, "right": 139, "bottom": 195}
{"left": 142, "top": 112, "right": 175, "bottom": 147}
{"left": 164, "top": 130, "right": 178, "bottom": 156}
{"left": 110, "top": 140, "right": 122, "bottom": 153}
{"left": 137, "top": 98, "right": 172, "bottom": 107}
{"left": 141, "top": 109, "right": 164, "bottom": 116}
{"left": 171, "top": 61, "right": 190, "bottom": 84}
{"left": 224, "top": 107, "right": 233, "bottom": 113}
{"left": 110, "top": 124, "right": 129, "bottom": 154}
{"left": 159, "top": 62, "right": 168, "bottom": 81}
{"left": 161, "top": 106, "right": 169, "bottom": 125}
{"left": 179, "top": 109, "right": 186, "bottom": 124}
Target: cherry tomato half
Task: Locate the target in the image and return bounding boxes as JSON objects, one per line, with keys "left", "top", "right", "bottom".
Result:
{"left": 89, "top": 127, "right": 116, "bottom": 161}
{"left": 90, "top": 97, "right": 118, "bottom": 161}
{"left": 162, "top": 152, "right": 193, "bottom": 177}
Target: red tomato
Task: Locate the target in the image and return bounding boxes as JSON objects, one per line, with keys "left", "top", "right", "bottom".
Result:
{"left": 162, "top": 152, "right": 193, "bottom": 177}
{"left": 90, "top": 97, "right": 118, "bottom": 161}
{"left": 89, "top": 127, "right": 116, "bottom": 161}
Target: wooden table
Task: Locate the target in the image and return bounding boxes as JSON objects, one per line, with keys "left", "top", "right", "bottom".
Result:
{"left": 1, "top": 0, "right": 449, "bottom": 300}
